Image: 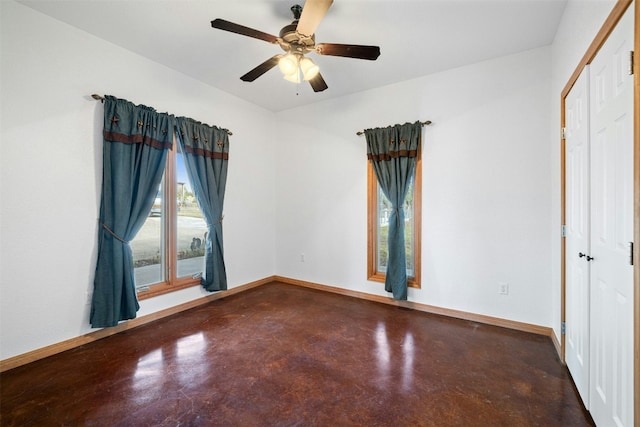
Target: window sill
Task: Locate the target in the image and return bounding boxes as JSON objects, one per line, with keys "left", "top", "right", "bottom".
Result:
{"left": 368, "top": 272, "right": 421, "bottom": 289}
{"left": 136, "top": 277, "right": 201, "bottom": 300}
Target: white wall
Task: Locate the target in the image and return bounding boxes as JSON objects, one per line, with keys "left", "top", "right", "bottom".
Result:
{"left": 275, "top": 47, "right": 554, "bottom": 327}
{"left": 548, "top": 0, "right": 616, "bottom": 342}
{"left": 0, "top": 1, "right": 276, "bottom": 360}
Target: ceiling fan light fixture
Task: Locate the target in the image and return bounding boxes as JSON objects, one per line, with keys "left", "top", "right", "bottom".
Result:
{"left": 299, "top": 57, "right": 319, "bottom": 81}
{"left": 278, "top": 53, "right": 299, "bottom": 75}
{"left": 283, "top": 68, "right": 301, "bottom": 83}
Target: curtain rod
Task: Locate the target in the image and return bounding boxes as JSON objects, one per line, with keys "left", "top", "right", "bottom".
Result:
{"left": 90, "top": 94, "right": 233, "bottom": 136}
{"left": 356, "top": 120, "right": 432, "bottom": 136}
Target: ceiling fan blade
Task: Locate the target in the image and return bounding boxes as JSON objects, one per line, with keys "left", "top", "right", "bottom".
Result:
{"left": 308, "top": 72, "right": 328, "bottom": 92}
{"left": 211, "top": 19, "right": 278, "bottom": 44}
{"left": 315, "top": 43, "right": 381, "bottom": 60}
{"left": 296, "top": 0, "right": 333, "bottom": 37}
{"left": 240, "top": 55, "right": 282, "bottom": 82}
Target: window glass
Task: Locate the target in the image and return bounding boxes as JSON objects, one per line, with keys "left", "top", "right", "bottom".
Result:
{"left": 375, "top": 176, "right": 415, "bottom": 278}
{"left": 132, "top": 184, "right": 164, "bottom": 288}
{"left": 176, "top": 149, "right": 206, "bottom": 278}
{"left": 367, "top": 155, "right": 421, "bottom": 288}
{"left": 130, "top": 141, "right": 206, "bottom": 294}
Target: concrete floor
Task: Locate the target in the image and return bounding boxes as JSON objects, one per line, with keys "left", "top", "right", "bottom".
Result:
{"left": 0, "top": 282, "right": 594, "bottom": 426}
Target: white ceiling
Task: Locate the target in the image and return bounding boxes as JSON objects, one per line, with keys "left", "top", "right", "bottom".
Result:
{"left": 19, "top": 0, "right": 568, "bottom": 112}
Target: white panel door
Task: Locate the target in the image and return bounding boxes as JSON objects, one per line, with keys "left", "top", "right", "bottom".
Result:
{"left": 588, "top": 4, "right": 634, "bottom": 427}
{"left": 564, "top": 65, "right": 591, "bottom": 408}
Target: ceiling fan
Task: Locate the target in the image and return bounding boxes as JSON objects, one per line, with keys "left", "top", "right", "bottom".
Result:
{"left": 211, "top": 0, "right": 381, "bottom": 92}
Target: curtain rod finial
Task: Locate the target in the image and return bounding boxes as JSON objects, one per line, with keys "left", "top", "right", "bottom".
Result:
{"left": 91, "top": 94, "right": 105, "bottom": 102}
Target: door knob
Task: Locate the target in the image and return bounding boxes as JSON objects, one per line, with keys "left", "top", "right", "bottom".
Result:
{"left": 586, "top": 255, "right": 594, "bottom": 261}
{"left": 579, "top": 252, "right": 586, "bottom": 258}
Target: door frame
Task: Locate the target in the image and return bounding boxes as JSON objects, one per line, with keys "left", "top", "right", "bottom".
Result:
{"left": 559, "top": 0, "right": 639, "bottom": 423}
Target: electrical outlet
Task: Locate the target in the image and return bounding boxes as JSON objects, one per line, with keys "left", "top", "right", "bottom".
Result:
{"left": 498, "top": 282, "right": 509, "bottom": 295}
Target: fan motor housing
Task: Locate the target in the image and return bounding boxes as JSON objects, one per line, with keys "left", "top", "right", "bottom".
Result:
{"left": 279, "top": 21, "right": 315, "bottom": 49}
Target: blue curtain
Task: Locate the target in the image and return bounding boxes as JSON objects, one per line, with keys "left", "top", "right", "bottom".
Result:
{"left": 91, "top": 96, "right": 173, "bottom": 328}
{"left": 175, "top": 117, "right": 229, "bottom": 292}
{"left": 365, "top": 121, "right": 422, "bottom": 300}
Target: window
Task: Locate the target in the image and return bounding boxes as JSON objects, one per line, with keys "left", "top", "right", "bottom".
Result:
{"left": 130, "top": 140, "right": 207, "bottom": 299}
{"left": 367, "top": 152, "right": 421, "bottom": 288}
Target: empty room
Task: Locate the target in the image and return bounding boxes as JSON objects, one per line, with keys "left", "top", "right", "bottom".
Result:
{"left": 0, "top": 0, "right": 637, "bottom": 425}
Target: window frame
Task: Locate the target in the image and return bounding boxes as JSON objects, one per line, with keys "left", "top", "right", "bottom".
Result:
{"left": 367, "top": 145, "right": 422, "bottom": 288}
{"left": 136, "top": 135, "right": 202, "bottom": 300}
